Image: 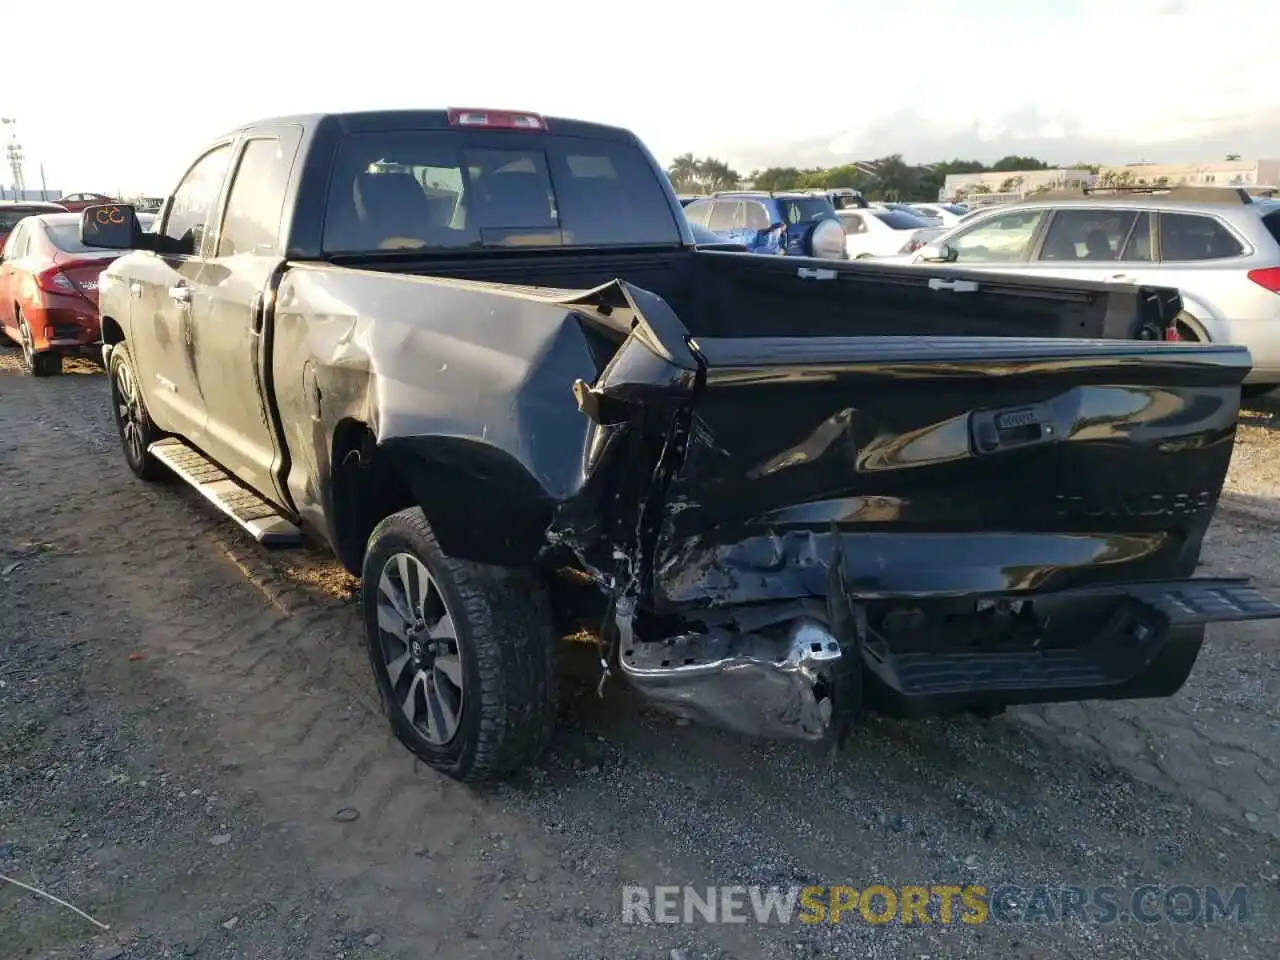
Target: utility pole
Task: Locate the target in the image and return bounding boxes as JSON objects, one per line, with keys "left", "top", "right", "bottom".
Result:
{"left": 1, "top": 117, "right": 26, "bottom": 199}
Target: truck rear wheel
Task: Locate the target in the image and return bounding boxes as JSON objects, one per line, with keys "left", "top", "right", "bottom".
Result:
{"left": 361, "top": 507, "right": 558, "bottom": 782}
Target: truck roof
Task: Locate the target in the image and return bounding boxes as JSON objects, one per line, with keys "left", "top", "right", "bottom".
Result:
{"left": 219, "top": 109, "right": 641, "bottom": 145}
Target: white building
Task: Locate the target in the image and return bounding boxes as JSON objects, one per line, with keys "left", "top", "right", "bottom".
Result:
{"left": 1096, "top": 158, "right": 1280, "bottom": 188}
{"left": 941, "top": 169, "right": 1093, "bottom": 202}
{"left": 941, "top": 158, "right": 1280, "bottom": 202}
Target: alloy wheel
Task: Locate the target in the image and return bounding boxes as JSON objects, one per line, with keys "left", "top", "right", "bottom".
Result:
{"left": 375, "top": 552, "right": 465, "bottom": 745}
{"left": 112, "top": 357, "right": 146, "bottom": 466}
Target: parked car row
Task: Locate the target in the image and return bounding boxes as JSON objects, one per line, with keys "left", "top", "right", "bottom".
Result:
{"left": 683, "top": 184, "right": 1280, "bottom": 396}
{"left": 886, "top": 187, "right": 1280, "bottom": 395}
{"left": 0, "top": 199, "right": 154, "bottom": 374}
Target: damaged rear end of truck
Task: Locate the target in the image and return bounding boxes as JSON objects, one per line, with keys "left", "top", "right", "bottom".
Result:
{"left": 548, "top": 280, "right": 1280, "bottom": 744}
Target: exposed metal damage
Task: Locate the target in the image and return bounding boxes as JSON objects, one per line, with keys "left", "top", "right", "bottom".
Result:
{"left": 538, "top": 279, "right": 1280, "bottom": 745}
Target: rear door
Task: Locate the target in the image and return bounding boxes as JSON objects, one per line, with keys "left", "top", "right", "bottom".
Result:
{"left": 1152, "top": 211, "right": 1262, "bottom": 316}
{"left": 188, "top": 126, "right": 300, "bottom": 502}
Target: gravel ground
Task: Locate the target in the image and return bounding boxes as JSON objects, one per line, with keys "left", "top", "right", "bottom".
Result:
{"left": 2, "top": 345, "right": 1280, "bottom": 960}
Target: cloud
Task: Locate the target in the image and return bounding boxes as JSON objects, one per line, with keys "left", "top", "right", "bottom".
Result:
{"left": 717, "top": 104, "right": 1279, "bottom": 172}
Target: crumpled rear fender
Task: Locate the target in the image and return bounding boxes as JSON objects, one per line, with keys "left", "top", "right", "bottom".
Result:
{"left": 272, "top": 266, "right": 695, "bottom": 570}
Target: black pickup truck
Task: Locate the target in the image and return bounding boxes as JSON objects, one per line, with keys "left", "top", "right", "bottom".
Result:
{"left": 80, "top": 107, "right": 1280, "bottom": 782}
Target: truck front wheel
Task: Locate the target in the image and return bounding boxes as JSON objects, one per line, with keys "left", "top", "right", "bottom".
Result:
{"left": 108, "top": 343, "right": 165, "bottom": 481}
{"left": 361, "top": 507, "right": 559, "bottom": 782}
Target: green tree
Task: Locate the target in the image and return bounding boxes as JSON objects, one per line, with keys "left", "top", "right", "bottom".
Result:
{"left": 697, "top": 157, "right": 741, "bottom": 192}
{"left": 667, "top": 153, "right": 702, "bottom": 192}
{"left": 666, "top": 154, "right": 741, "bottom": 193}
{"left": 751, "top": 166, "right": 803, "bottom": 190}
{"left": 991, "top": 155, "right": 1051, "bottom": 172}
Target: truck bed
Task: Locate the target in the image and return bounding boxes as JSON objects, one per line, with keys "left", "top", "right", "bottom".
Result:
{"left": 324, "top": 247, "right": 1182, "bottom": 342}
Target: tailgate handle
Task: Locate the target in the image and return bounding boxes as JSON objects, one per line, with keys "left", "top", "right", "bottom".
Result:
{"left": 971, "top": 404, "right": 1056, "bottom": 454}
{"left": 797, "top": 267, "right": 837, "bottom": 280}
{"left": 929, "top": 277, "right": 980, "bottom": 293}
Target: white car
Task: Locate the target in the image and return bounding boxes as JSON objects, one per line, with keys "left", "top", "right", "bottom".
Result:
{"left": 837, "top": 208, "right": 946, "bottom": 259}
{"left": 908, "top": 203, "right": 969, "bottom": 228}
{"left": 895, "top": 190, "right": 1280, "bottom": 394}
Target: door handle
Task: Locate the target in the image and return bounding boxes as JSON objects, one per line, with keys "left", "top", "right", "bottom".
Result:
{"left": 928, "top": 277, "right": 980, "bottom": 292}
{"left": 1107, "top": 274, "right": 1133, "bottom": 282}
{"left": 129, "top": 280, "right": 143, "bottom": 298}
{"left": 168, "top": 285, "right": 192, "bottom": 304}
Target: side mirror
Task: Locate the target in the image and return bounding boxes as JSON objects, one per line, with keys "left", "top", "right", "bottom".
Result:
{"left": 80, "top": 203, "right": 141, "bottom": 251}
{"left": 918, "top": 242, "right": 957, "bottom": 263}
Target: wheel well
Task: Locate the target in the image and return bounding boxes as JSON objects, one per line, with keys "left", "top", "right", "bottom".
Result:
{"left": 1175, "top": 312, "right": 1208, "bottom": 343}
{"left": 329, "top": 419, "right": 560, "bottom": 576}
{"left": 330, "top": 420, "right": 415, "bottom": 575}
{"left": 101, "top": 316, "right": 125, "bottom": 346}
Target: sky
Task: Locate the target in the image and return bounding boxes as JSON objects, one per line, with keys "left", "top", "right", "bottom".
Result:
{"left": 4, "top": 0, "right": 1276, "bottom": 196}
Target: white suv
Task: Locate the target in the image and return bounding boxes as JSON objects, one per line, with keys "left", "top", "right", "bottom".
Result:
{"left": 897, "top": 187, "right": 1280, "bottom": 395}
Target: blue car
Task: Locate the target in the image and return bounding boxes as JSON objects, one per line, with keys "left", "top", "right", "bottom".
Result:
{"left": 682, "top": 191, "right": 848, "bottom": 259}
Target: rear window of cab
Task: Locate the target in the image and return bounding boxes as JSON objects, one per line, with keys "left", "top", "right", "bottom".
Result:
{"left": 321, "top": 131, "right": 682, "bottom": 253}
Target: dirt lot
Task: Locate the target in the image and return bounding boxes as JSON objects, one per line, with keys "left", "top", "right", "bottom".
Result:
{"left": 2, "top": 346, "right": 1280, "bottom": 960}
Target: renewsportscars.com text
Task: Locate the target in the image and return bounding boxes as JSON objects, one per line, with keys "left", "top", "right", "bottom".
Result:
{"left": 621, "top": 884, "right": 1250, "bottom": 926}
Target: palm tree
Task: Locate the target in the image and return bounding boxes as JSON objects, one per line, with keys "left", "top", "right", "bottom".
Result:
{"left": 697, "top": 157, "right": 741, "bottom": 192}
{"left": 667, "top": 153, "right": 701, "bottom": 192}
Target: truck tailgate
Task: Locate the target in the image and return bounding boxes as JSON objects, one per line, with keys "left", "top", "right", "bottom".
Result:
{"left": 633, "top": 336, "right": 1251, "bottom": 609}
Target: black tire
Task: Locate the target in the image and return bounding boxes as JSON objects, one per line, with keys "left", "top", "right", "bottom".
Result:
{"left": 362, "top": 507, "right": 558, "bottom": 782}
{"left": 108, "top": 343, "right": 165, "bottom": 481}
{"left": 17, "top": 311, "right": 62, "bottom": 377}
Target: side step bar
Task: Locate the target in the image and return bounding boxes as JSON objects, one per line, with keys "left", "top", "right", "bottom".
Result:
{"left": 148, "top": 438, "right": 301, "bottom": 545}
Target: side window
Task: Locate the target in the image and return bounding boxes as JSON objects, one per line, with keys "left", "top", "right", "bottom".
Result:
{"left": 216, "top": 135, "right": 297, "bottom": 257}
{"left": 1038, "top": 209, "right": 1138, "bottom": 262}
{"left": 948, "top": 209, "right": 1044, "bottom": 263}
{"left": 707, "top": 200, "right": 741, "bottom": 232}
{"left": 163, "top": 144, "right": 234, "bottom": 255}
{"left": 3, "top": 222, "right": 26, "bottom": 259}
{"left": 743, "top": 201, "right": 771, "bottom": 230}
{"left": 839, "top": 213, "right": 867, "bottom": 234}
{"left": 1159, "top": 213, "right": 1245, "bottom": 261}
{"left": 684, "top": 200, "right": 713, "bottom": 228}
{"left": 1120, "top": 212, "right": 1153, "bottom": 262}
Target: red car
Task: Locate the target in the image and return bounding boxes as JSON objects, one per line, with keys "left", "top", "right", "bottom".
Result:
{"left": 0, "top": 212, "right": 120, "bottom": 376}
{"left": 54, "top": 193, "right": 117, "bottom": 213}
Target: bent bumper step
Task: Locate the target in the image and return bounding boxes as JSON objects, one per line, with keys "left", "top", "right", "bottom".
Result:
{"left": 148, "top": 438, "right": 301, "bottom": 546}
{"left": 1123, "top": 579, "right": 1280, "bottom": 626}
{"left": 857, "top": 577, "right": 1280, "bottom": 715}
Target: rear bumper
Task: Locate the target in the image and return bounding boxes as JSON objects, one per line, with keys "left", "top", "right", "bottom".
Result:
{"left": 27, "top": 302, "right": 100, "bottom": 353}
{"left": 850, "top": 577, "right": 1280, "bottom": 719}
{"left": 619, "top": 578, "right": 1280, "bottom": 740}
